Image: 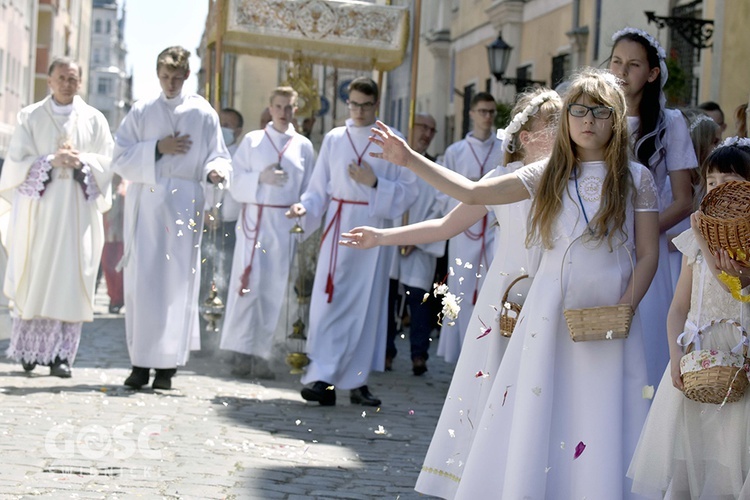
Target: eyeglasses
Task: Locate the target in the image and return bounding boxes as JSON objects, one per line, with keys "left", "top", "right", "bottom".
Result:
{"left": 414, "top": 122, "right": 437, "bottom": 134}
{"left": 348, "top": 100, "right": 376, "bottom": 111}
{"left": 567, "top": 103, "right": 614, "bottom": 120}
{"left": 473, "top": 108, "right": 497, "bottom": 117}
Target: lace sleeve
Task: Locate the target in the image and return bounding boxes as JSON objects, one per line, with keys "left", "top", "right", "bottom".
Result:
{"left": 17, "top": 155, "right": 53, "bottom": 199}
{"left": 633, "top": 163, "right": 658, "bottom": 212}
{"left": 514, "top": 159, "right": 548, "bottom": 198}
{"left": 73, "top": 163, "right": 101, "bottom": 202}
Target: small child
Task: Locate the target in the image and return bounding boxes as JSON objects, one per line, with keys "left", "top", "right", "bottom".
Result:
{"left": 345, "top": 68, "right": 660, "bottom": 499}
{"left": 629, "top": 138, "right": 750, "bottom": 499}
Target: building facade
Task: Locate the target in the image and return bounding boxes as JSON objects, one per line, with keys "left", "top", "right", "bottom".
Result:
{"left": 88, "top": 0, "right": 130, "bottom": 131}
{"left": 0, "top": 0, "right": 94, "bottom": 163}
{"left": 34, "top": 0, "right": 92, "bottom": 102}
{"left": 0, "top": 0, "right": 37, "bottom": 163}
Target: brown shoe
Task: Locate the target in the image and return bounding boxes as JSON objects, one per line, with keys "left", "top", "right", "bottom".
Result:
{"left": 412, "top": 357, "right": 427, "bottom": 376}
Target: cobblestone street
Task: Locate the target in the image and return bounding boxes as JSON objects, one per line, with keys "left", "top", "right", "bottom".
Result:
{"left": 0, "top": 290, "right": 452, "bottom": 499}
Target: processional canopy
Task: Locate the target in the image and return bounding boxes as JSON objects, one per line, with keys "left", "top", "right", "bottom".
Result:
{"left": 206, "top": 0, "right": 410, "bottom": 72}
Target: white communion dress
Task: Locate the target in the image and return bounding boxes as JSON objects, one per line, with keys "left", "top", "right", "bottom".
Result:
{"left": 445, "top": 159, "right": 657, "bottom": 500}
{"left": 628, "top": 229, "right": 750, "bottom": 499}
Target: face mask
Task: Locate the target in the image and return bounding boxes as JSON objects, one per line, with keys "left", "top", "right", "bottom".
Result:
{"left": 221, "top": 127, "right": 235, "bottom": 146}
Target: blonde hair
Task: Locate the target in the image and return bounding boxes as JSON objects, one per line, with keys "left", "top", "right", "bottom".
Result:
{"left": 269, "top": 86, "right": 299, "bottom": 105}
{"left": 684, "top": 109, "right": 719, "bottom": 206}
{"left": 526, "top": 68, "right": 633, "bottom": 250}
{"left": 504, "top": 88, "right": 562, "bottom": 164}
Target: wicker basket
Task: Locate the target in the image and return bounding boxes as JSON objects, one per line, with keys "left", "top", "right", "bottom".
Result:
{"left": 564, "top": 304, "right": 634, "bottom": 342}
{"left": 681, "top": 320, "right": 750, "bottom": 405}
{"left": 499, "top": 274, "right": 529, "bottom": 337}
{"left": 561, "top": 238, "right": 635, "bottom": 342}
{"left": 697, "top": 180, "right": 750, "bottom": 265}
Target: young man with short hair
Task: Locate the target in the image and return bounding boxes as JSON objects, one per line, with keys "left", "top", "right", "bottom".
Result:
{"left": 113, "top": 46, "right": 231, "bottom": 390}
{"left": 437, "top": 92, "right": 503, "bottom": 364}
{"left": 288, "top": 77, "right": 417, "bottom": 406}
{"left": 219, "top": 87, "right": 315, "bottom": 379}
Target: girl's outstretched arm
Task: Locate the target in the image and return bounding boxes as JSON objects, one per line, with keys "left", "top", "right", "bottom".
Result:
{"left": 340, "top": 203, "right": 489, "bottom": 249}
{"left": 619, "top": 210, "right": 659, "bottom": 308}
{"left": 369, "top": 121, "right": 529, "bottom": 206}
{"left": 666, "top": 256, "right": 691, "bottom": 390}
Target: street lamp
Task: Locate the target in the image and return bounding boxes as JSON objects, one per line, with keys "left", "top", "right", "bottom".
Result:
{"left": 486, "top": 32, "right": 546, "bottom": 93}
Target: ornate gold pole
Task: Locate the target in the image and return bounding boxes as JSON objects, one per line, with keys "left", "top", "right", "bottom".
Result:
{"left": 408, "top": 0, "right": 422, "bottom": 147}
{"left": 213, "top": 0, "right": 224, "bottom": 109}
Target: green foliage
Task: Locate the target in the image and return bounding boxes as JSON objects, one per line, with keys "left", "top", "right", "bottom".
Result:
{"left": 495, "top": 101, "right": 513, "bottom": 129}
{"left": 663, "top": 56, "right": 691, "bottom": 107}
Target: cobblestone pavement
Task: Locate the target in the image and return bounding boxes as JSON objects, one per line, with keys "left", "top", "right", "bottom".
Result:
{"left": 0, "top": 289, "right": 453, "bottom": 499}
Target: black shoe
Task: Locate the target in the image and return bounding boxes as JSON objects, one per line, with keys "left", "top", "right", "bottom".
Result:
{"left": 412, "top": 357, "right": 428, "bottom": 376}
{"left": 384, "top": 355, "right": 394, "bottom": 371}
{"left": 350, "top": 385, "right": 381, "bottom": 406}
{"left": 152, "top": 368, "right": 176, "bottom": 390}
{"left": 301, "top": 381, "right": 336, "bottom": 406}
{"left": 108, "top": 304, "right": 122, "bottom": 314}
{"left": 49, "top": 357, "right": 72, "bottom": 378}
{"left": 124, "top": 366, "right": 150, "bottom": 389}
{"left": 21, "top": 360, "right": 37, "bottom": 372}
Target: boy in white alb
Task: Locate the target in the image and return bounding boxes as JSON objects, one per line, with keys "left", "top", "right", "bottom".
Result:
{"left": 112, "top": 46, "right": 231, "bottom": 390}
{"left": 438, "top": 92, "right": 503, "bottom": 363}
{"left": 220, "top": 87, "right": 315, "bottom": 378}
{"left": 287, "top": 77, "right": 417, "bottom": 406}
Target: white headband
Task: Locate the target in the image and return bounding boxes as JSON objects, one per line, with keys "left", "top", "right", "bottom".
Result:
{"left": 503, "top": 90, "right": 560, "bottom": 152}
{"left": 689, "top": 114, "right": 716, "bottom": 133}
{"left": 612, "top": 27, "right": 669, "bottom": 89}
{"left": 716, "top": 136, "right": 750, "bottom": 150}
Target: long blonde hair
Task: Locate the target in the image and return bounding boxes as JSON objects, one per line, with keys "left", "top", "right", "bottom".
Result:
{"left": 526, "top": 68, "right": 633, "bottom": 249}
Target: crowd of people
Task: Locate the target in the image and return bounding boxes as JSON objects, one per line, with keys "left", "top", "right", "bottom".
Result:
{"left": 3, "top": 25, "right": 750, "bottom": 498}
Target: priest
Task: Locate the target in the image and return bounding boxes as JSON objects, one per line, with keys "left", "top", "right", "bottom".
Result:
{"left": 1, "top": 57, "right": 113, "bottom": 377}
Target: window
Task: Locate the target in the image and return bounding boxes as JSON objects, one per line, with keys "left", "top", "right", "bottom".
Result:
{"left": 550, "top": 54, "right": 571, "bottom": 90}
{"left": 462, "top": 83, "right": 476, "bottom": 139}
{"left": 515, "top": 65, "right": 532, "bottom": 94}
{"left": 93, "top": 48, "right": 100, "bottom": 64}
{"left": 106, "top": 20, "right": 111, "bottom": 34}
{"left": 97, "top": 77, "right": 112, "bottom": 95}
{"left": 95, "top": 19, "right": 101, "bottom": 33}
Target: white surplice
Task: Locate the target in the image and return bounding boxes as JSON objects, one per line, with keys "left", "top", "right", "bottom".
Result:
{"left": 112, "top": 91, "right": 231, "bottom": 369}
{"left": 1, "top": 96, "right": 113, "bottom": 323}
{"left": 437, "top": 132, "right": 503, "bottom": 363}
{"left": 219, "top": 123, "right": 315, "bottom": 359}
{"left": 299, "top": 119, "right": 417, "bottom": 390}
{"left": 389, "top": 175, "right": 445, "bottom": 291}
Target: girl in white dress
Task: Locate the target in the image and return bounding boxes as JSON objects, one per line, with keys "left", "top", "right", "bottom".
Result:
{"left": 628, "top": 139, "right": 750, "bottom": 499}
{"left": 609, "top": 27, "right": 699, "bottom": 388}
{"left": 344, "top": 68, "right": 660, "bottom": 499}
{"left": 344, "top": 88, "right": 561, "bottom": 498}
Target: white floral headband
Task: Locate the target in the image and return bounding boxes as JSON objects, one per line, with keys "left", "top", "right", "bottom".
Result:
{"left": 689, "top": 114, "right": 716, "bottom": 133}
{"left": 503, "top": 91, "right": 559, "bottom": 152}
{"left": 716, "top": 136, "right": 750, "bottom": 150}
{"left": 612, "top": 27, "right": 669, "bottom": 89}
